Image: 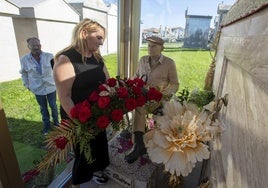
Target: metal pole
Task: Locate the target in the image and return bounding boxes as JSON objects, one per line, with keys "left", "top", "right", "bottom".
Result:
{"left": 118, "top": 0, "right": 141, "bottom": 78}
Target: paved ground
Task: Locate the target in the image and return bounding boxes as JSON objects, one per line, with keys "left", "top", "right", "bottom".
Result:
{"left": 56, "top": 129, "right": 204, "bottom": 188}
{"left": 47, "top": 129, "right": 202, "bottom": 188}
{"left": 80, "top": 162, "right": 202, "bottom": 188}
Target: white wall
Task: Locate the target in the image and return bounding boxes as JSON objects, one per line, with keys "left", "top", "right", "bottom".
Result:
{"left": 0, "top": 0, "right": 19, "bottom": 14}
{"left": 20, "top": 0, "right": 79, "bottom": 23}
{"left": 0, "top": 16, "right": 21, "bottom": 82}
{"left": 36, "top": 20, "right": 75, "bottom": 55}
{"left": 0, "top": 1, "right": 20, "bottom": 82}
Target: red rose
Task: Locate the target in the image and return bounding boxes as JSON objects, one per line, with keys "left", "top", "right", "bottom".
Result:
{"left": 107, "top": 78, "right": 117, "bottom": 87}
{"left": 78, "top": 105, "right": 92, "bottom": 123}
{"left": 126, "top": 79, "right": 135, "bottom": 86}
{"left": 147, "top": 87, "right": 163, "bottom": 101}
{"left": 154, "top": 90, "right": 163, "bottom": 101}
{"left": 125, "top": 98, "right": 137, "bottom": 111}
{"left": 111, "top": 109, "right": 124, "bottom": 122}
{"left": 117, "top": 87, "right": 129, "bottom": 98}
{"left": 22, "top": 169, "right": 39, "bottom": 183}
{"left": 88, "top": 90, "right": 99, "bottom": 102}
{"left": 134, "top": 78, "right": 145, "bottom": 87}
{"left": 70, "top": 103, "right": 81, "bottom": 119}
{"left": 98, "top": 84, "right": 107, "bottom": 92}
{"left": 54, "top": 136, "right": 68, "bottom": 150}
{"left": 98, "top": 96, "right": 111, "bottom": 109}
{"left": 23, "top": 175, "right": 32, "bottom": 183}
{"left": 136, "top": 95, "right": 146, "bottom": 106}
{"left": 132, "top": 85, "right": 142, "bottom": 96}
{"left": 81, "top": 100, "right": 91, "bottom": 108}
{"left": 96, "top": 115, "right": 110, "bottom": 129}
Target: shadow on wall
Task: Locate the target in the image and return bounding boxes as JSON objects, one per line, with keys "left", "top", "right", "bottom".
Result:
{"left": 220, "top": 113, "right": 268, "bottom": 187}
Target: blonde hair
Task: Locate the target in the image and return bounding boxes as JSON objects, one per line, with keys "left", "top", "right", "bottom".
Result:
{"left": 55, "top": 18, "right": 105, "bottom": 63}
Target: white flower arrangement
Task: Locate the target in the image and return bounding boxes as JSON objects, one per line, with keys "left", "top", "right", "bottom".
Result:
{"left": 144, "top": 95, "right": 227, "bottom": 185}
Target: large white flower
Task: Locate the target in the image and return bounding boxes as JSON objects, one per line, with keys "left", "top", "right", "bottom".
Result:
{"left": 144, "top": 101, "right": 220, "bottom": 176}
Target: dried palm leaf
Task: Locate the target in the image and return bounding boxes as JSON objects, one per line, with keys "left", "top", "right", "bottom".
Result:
{"left": 37, "top": 120, "right": 76, "bottom": 171}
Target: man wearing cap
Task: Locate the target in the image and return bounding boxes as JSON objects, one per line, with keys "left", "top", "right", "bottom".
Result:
{"left": 125, "top": 36, "right": 179, "bottom": 164}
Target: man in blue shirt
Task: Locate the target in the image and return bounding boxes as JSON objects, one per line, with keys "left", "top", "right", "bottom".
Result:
{"left": 20, "top": 37, "right": 59, "bottom": 134}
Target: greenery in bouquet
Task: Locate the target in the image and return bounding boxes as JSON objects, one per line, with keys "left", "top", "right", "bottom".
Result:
{"left": 38, "top": 76, "right": 162, "bottom": 170}
{"left": 177, "top": 87, "right": 215, "bottom": 109}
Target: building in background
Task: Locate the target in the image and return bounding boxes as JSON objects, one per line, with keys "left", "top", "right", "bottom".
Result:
{"left": 209, "top": 3, "right": 232, "bottom": 45}
{"left": 183, "top": 9, "right": 212, "bottom": 49}
{"left": 0, "top": 0, "right": 117, "bottom": 82}
{"left": 67, "top": 0, "right": 118, "bottom": 54}
{"left": 142, "top": 27, "right": 161, "bottom": 42}
{"left": 10, "top": 0, "right": 79, "bottom": 57}
{"left": 214, "top": 3, "right": 233, "bottom": 34}
{"left": 141, "top": 26, "right": 184, "bottom": 43}
{"left": 0, "top": 0, "right": 20, "bottom": 82}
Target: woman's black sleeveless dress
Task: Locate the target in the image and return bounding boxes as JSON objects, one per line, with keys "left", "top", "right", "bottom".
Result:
{"left": 60, "top": 48, "right": 110, "bottom": 185}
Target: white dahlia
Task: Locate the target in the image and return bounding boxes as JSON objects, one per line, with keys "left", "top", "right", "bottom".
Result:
{"left": 144, "top": 101, "right": 220, "bottom": 176}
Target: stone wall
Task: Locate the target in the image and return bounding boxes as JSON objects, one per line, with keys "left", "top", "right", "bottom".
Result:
{"left": 222, "top": 0, "right": 268, "bottom": 25}
{"left": 210, "top": 1, "right": 268, "bottom": 187}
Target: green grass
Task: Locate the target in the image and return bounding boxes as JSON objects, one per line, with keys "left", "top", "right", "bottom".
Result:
{"left": 13, "top": 141, "right": 46, "bottom": 174}
{"left": 105, "top": 45, "right": 214, "bottom": 92}
{"left": 104, "top": 53, "right": 117, "bottom": 77}
{"left": 0, "top": 45, "right": 213, "bottom": 177}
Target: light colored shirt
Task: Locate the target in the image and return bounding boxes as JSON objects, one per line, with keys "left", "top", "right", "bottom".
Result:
{"left": 20, "top": 52, "right": 56, "bottom": 95}
{"left": 135, "top": 54, "right": 179, "bottom": 96}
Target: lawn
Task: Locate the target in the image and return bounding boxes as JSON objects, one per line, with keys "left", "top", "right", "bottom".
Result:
{"left": 106, "top": 46, "right": 214, "bottom": 92}
{"left": 0, "top": 45, "right": 213, "bottom": 182}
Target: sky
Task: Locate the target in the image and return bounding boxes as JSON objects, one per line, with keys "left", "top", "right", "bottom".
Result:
{"left": 104, "top": 0, "right": 237, "bottom": 29}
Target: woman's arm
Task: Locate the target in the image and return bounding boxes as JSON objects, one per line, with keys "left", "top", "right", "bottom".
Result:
{"left": 53, "top": 55, "right": 75, "bottom": 117}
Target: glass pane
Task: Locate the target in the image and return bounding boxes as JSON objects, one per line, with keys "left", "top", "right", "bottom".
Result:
{"left": 1, "top": 0, "right": 237, "bottom": 187}
{"left": 140, "top": 0, "right": 236, "bottom": 92}
{"left": 0, "top": 0, "right": 119, "bottom": 187}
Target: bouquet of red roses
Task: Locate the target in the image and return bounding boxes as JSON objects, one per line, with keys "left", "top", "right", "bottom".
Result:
{"left": 70, "top": 77, "right": 163, "bottom": 162}
{"left": 71, "top": 77, "right": 162, "bottom": 129}
{"left": 38, "top": 77, "right": 163, "bottom": 169}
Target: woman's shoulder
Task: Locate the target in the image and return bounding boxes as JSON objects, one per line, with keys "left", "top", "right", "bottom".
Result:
{"left": 61, "top": 48, "right": 78, "bottom": 56}
{"left": 61, "top": 48, "right": 81, "bottom": 62}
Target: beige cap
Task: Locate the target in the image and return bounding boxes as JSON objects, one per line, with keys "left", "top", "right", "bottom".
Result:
{"left": 146, "top": 36, "right": 164, "bottom": 45}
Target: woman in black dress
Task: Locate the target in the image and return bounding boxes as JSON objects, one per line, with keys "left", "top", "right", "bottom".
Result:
{"left": 53, "top": 18, "right": 110, "bottom": 187}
